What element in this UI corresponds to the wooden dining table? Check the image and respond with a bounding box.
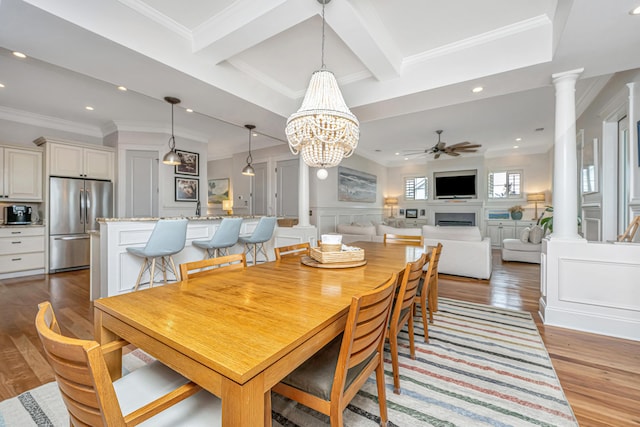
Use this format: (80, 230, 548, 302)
(93, 241, 426, 427)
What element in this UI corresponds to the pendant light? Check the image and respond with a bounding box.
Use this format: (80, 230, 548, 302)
(242, 124, 256, 176)
(162, 96, 182, 165)
(285, 0, 359, 178)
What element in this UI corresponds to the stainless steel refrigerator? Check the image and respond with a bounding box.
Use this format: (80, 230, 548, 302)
(49, 177, 113, 272)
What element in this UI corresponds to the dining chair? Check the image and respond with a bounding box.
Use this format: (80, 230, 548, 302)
(383, 233, 424, 246)
(238, 216, 277, 265)
(35, 301, 222, 427)
(271, 273, 397, 427)
(192, 217, 243, 259)
(126, 219, 188, 291)
(274, 242, 311, 260)
(179, 253, 246, 280)
(387, 252, 428, 394)
(415, 243, 443, 342)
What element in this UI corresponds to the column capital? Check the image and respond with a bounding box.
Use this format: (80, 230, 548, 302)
(552, 68, 584, 84)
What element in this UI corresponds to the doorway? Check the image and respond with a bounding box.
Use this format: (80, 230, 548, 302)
(251, 162, 268, 215)
(125, 150, 158, 217)
(276, 159, 299, 217)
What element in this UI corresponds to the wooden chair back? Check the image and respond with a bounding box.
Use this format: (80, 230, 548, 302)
(272, 273, 397, 426)
(35, 301, 206, 427)
(35, 301, 127, 426)
(618, 216, 640, 242)
(274, 242, 310, 260)
(415, 243, 443, 340)
(179, 253, 246, 280)
(388, 252, 428, 393)
(384, 233, 424, 246)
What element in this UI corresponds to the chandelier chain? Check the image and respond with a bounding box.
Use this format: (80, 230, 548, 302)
(321, 0, 326, 69)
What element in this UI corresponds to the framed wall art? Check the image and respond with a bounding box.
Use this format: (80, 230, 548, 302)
(207, 178, 230, 204)
(175, 177, 199, 202)
(337, 166, 376, 203)
(175, 150, 199, 176)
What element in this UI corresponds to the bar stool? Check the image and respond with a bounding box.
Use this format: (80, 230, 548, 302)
(192, 217, 243, 259)
(126, 219, 188, 291)
(238, 217, 277, 265)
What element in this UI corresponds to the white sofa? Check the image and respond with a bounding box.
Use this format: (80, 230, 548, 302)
(334, 223, 492, 279)
(422, 225, 492, 280)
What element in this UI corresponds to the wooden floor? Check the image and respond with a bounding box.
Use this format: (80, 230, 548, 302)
(1, 251, 639, 426)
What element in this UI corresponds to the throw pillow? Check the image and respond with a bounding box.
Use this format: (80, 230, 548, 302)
(528, 225, 544, 244)
(520, 227, 531, 243)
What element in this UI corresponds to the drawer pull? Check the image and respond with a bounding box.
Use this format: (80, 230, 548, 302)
(11, 241, 22, 244)
(11, 258, 22, 261)
(10, 231, 23, 234)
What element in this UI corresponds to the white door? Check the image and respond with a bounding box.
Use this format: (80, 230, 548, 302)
(276, 159, 299, 217)
(251, 162, 268, 216)
(618, 116, 629, 235)
(125, 150, 158, 217)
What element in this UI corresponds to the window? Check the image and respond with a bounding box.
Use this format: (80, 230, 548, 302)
(488, 170, 522, 198)
(405, 176, 428, 200)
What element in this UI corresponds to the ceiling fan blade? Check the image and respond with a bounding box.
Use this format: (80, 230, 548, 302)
(446, 151, 461, 156)
(447, 141, 472, 149)
(434, 153, 441, 159)
(453, 148, 479, 152)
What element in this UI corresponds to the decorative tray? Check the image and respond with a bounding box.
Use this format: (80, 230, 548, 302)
(301, 255, 367, 269)
(309, 246, 365, 264)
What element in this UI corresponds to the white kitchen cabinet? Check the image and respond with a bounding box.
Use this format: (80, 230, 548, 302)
(0, 146, 43, 201)
(485, 220, 537, 248)
(47, 142, 114, 180)
(0, 226, 45, 277)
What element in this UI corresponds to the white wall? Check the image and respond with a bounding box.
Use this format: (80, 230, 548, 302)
(115, 130, 208, 218)
(0, 118, 104, 148)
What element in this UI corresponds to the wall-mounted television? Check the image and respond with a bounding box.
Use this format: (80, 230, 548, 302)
(434, 169, 477, 199)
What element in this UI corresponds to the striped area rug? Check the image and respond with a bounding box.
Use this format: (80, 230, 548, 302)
(0, 298, 577, 427)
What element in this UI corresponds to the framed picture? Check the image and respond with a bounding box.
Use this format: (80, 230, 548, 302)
(207, 178, 230, 204)
(175, 177, 199, 202)
(175, 150, 199, 176)
(337, 166, 376, 203)
(405, 209, 418, 219)
(399, 209, 405, 215)
(420, 209, 426, 217)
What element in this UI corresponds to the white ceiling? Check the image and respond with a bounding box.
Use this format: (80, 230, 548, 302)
(0, 0, 639, 166)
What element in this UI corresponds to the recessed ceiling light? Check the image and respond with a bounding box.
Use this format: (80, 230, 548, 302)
(0, 83, 5, 88)
(472, 86, 483, 93)
(117, 86, 127, 91)
(513, 145, 519, 149)
(404, 157, 409, 161)
(12, 51, 26, 59)
(395, 152, 400, 155)
(85, 106, 94, 111)
(629, 6, 640, 14)
(186, 108, 193, 113)
(252, 132, 258, 137)
(515, 137, 522, 141)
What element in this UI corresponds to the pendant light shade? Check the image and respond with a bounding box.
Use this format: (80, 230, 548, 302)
(162, 96, 182, 166)
(285, 0, 359, 170)
(242, 124, 256, 176)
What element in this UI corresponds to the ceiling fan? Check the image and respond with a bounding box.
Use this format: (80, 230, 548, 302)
(404, 130, 482, 159)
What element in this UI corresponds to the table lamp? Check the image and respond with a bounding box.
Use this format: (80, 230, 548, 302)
(384, 197, 398, 218)
(527, 193, 545, 220)
(222, 199, 233, 215)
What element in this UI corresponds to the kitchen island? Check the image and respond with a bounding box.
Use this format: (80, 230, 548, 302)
(90, 216, 274, 299)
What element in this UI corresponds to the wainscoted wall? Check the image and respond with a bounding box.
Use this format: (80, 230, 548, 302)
(540, 239, 640, 341)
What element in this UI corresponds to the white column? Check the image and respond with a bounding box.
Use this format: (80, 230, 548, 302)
(550, 68, 584, 240)
(296, 155, 311, 227)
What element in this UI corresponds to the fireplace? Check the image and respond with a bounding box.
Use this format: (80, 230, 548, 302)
(434, 212, 476, 226)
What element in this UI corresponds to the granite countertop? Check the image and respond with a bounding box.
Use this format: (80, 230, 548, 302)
(97, 216, 263, 222)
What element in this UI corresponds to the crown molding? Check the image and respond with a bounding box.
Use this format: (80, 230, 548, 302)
(110, 120, 209, 143)
(0, 106, 103, 138)
(118, 0, 192, 39)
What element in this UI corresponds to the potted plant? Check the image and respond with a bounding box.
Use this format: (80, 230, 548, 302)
(537, 206, 582, 233)
(508, 205, 524, 220)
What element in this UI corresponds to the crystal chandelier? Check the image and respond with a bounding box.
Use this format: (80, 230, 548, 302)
(285, 0, 359, 178)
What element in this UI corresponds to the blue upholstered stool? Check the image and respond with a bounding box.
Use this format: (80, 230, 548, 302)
(238, 217, 277, 265)
(192, 217, 243, 259)
(126, 219, 188, 291)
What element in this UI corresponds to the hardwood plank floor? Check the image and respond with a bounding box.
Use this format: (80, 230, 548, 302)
(1, 251, 639, 426)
